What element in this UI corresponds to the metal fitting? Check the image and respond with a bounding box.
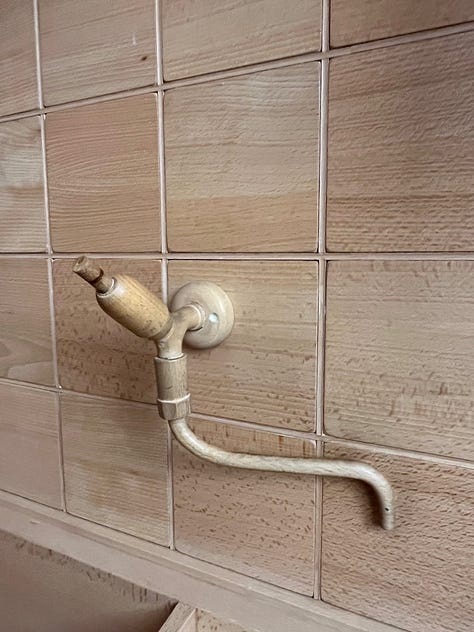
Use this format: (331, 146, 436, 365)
(155, 355, 191, 421)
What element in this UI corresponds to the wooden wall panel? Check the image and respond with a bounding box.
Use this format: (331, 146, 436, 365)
(0, 382, 61, 507)
(173, 419, 316, 595)
(0, 117, 46, 252)
(321, 443, 474, 632)
(61, 392, 169, 544)
(39, 0, 156, 105)
(54, 258, 161, 403)
(165, 64, 319, 252)
(47, 95, 160, 252)
(0, 0, 38, 116)
(325, 261, 474, 459)
(162, 0, 321, 80)
(331, 0, 474, 47)
(326, 32, 474, 252)
(168, 261, 317, 431)
(0, 258, 54, 385)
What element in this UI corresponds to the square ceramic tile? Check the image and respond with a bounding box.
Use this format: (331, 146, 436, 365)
(0, 258, 54, 385)
(0, 0, 38, 116)
(327, 32, 474, 252)
(325, 261, 474, 460)
(39, 0, 156, 104)
(54, 257, 161, 402)
(166, 64, 319, 252)
(169, 260, 317, 431)
(0, 118, 46, 252)
(162, 0, 321, 80)
(61, 392, 169, 544)
(0, 381, 61, 507)
(47, 95, 160, 252)
(174, 419, 316, 594)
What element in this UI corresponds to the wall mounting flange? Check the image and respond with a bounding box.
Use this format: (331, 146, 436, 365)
(170, 281, 234, 349)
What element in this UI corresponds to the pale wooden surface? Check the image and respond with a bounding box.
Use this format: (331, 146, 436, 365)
(197, 610, 250, 632)
(162, 604, 196, 632)
(0, 0, 37, 116)
(325, 261, 474, 460)
(173, 418, 316, 595)
(168, 261, 317, 430)
(331, 0, 474, 46)
(39, 0, 156, 105)
(61, 392, 169, 544)
(54, 258, 161, 402)
(0, 489, 405, 632)
(0, 118, 46, 252)
(326, 32, 474, 252)
(165, 64, 319, 252)
(0, 258, 54, 385)
(162, 0, 321, 81)
(321, 443, 474, 632)
(47, 95, 160, 252)
(0, 530, 174, 632)
(0, 382, 61, 507)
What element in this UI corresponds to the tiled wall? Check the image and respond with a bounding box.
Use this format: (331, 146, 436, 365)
(0, 2, 473, 631)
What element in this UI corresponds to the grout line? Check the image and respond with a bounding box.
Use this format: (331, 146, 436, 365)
(158, 91, 168, 254)
(1, 21, 472, 124)
(313, 440, 324, 600)
(317, 60, 328, 255)
(161, 258, 169, 303)
(1, 375, 473, 470)
(315, 260, 326, 437)
(32, 0, 43, 110)
(155, 0, 163, 86)
(167, 424, 176, 550)
(56, 391, 67, 512)
(321, 0, 330, 53)
(6, 251, 474, 261)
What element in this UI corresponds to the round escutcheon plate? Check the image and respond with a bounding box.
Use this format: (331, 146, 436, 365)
(170, 281, 234, 349)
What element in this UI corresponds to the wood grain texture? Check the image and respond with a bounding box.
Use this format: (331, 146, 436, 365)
(331, 0, 474, 47)
(0, 382, 61, 507)
(39, 0, 156, 105)
(173, 418, 316, 595)
(326, 32, 474, 252)
(0, 258, 54, 384)
(197, 610, 250, 632)
(0, 117, 46, 252)
(47, 95, 160, 252)
(0, 530, 174, 632)
(162, 0, 321, 81)
(54, 258, 160, 402)
(61, 392, 170, 544)
(166, 64, 319, 252)
(0, 0, 38, 116)
(325, 261, 474, 460)
(321, 443, 474, 632)
(169, 261, 317, 430)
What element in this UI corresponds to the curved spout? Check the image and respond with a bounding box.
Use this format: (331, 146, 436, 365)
(170, 417, 395, 530)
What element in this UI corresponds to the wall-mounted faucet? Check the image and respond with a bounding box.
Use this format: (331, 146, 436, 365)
(73, 256, 395, 530)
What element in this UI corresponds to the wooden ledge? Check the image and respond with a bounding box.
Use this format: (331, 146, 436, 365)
(0, 490, 402, 632)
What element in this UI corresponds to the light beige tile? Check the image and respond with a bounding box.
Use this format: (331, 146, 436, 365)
(326, 32, 474, 252)
(331, 0, 474, 47)
(325, 261, 474, 460)
(0, 0, 38, 116)
(321, 443, 474, 632)
(173, 419, 316, 595)
(0, 118, 46, 252)
(162, 0, 321, 80)
(166, 65, 319, 252)
(54, 258, 161, 403)
(0, 258, 54, 385)
(47, 95, 160, 253)
(61, 392, 169, 544)
(39, 0, 156, 105)
(168, 261, 317, 431)
(0, 382, 61, 507)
